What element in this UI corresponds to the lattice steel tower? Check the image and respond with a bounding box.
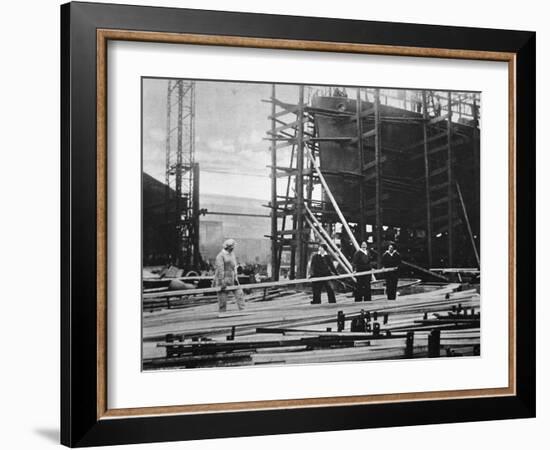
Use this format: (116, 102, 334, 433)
(164, 80, 200, 269)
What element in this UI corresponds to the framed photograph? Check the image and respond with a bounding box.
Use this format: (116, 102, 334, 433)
(61, 1, 535, 447)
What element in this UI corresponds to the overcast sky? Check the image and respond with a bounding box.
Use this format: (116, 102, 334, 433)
(142, 79, 302, 200)
(142, 80, 480, 201)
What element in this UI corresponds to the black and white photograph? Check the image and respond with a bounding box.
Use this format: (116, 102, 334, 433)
(0, 0, 542, 447)
(141, 78, 481, 370)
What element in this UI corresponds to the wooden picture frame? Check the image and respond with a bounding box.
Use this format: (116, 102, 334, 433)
(61, 1, 535, 446)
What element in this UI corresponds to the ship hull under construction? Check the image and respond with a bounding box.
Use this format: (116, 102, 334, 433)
(308, 94, 480, 270)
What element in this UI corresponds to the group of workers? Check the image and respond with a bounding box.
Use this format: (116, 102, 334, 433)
(212, 238, 402, 313)
(307, 241, 401, 305)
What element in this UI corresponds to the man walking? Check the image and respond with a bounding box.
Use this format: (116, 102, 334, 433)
(308, 244, 338, 304)
(352, 241, 372, 302)
(213, 239, 245, 313)
(382, 242, 401, 300)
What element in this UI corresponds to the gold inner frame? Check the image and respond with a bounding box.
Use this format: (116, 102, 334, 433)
(96, 29, 517, 420)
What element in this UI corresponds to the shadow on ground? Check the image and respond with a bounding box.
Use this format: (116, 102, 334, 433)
(34, 428, 59, 444)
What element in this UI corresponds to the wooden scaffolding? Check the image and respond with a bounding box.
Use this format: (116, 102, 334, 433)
(266, 86, 480, 281)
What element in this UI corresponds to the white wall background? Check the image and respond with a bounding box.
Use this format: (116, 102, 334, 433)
(0, 0, 545, 449)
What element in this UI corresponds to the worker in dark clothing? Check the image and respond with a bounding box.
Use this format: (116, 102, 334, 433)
(308, 244, 337, 304)
(352, 241, 372, 302)
(434, 98, 442, 117)
(382, 242, 401, 300)
(333, 87, 348, 98)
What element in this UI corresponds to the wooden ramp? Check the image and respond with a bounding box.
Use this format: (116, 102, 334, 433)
(143, 283, 480, 370)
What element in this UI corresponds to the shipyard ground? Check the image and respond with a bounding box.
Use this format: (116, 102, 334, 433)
(143, 282, 480, 370)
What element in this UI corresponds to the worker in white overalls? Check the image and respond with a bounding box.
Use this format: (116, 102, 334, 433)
(213, 239, 245, 313)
